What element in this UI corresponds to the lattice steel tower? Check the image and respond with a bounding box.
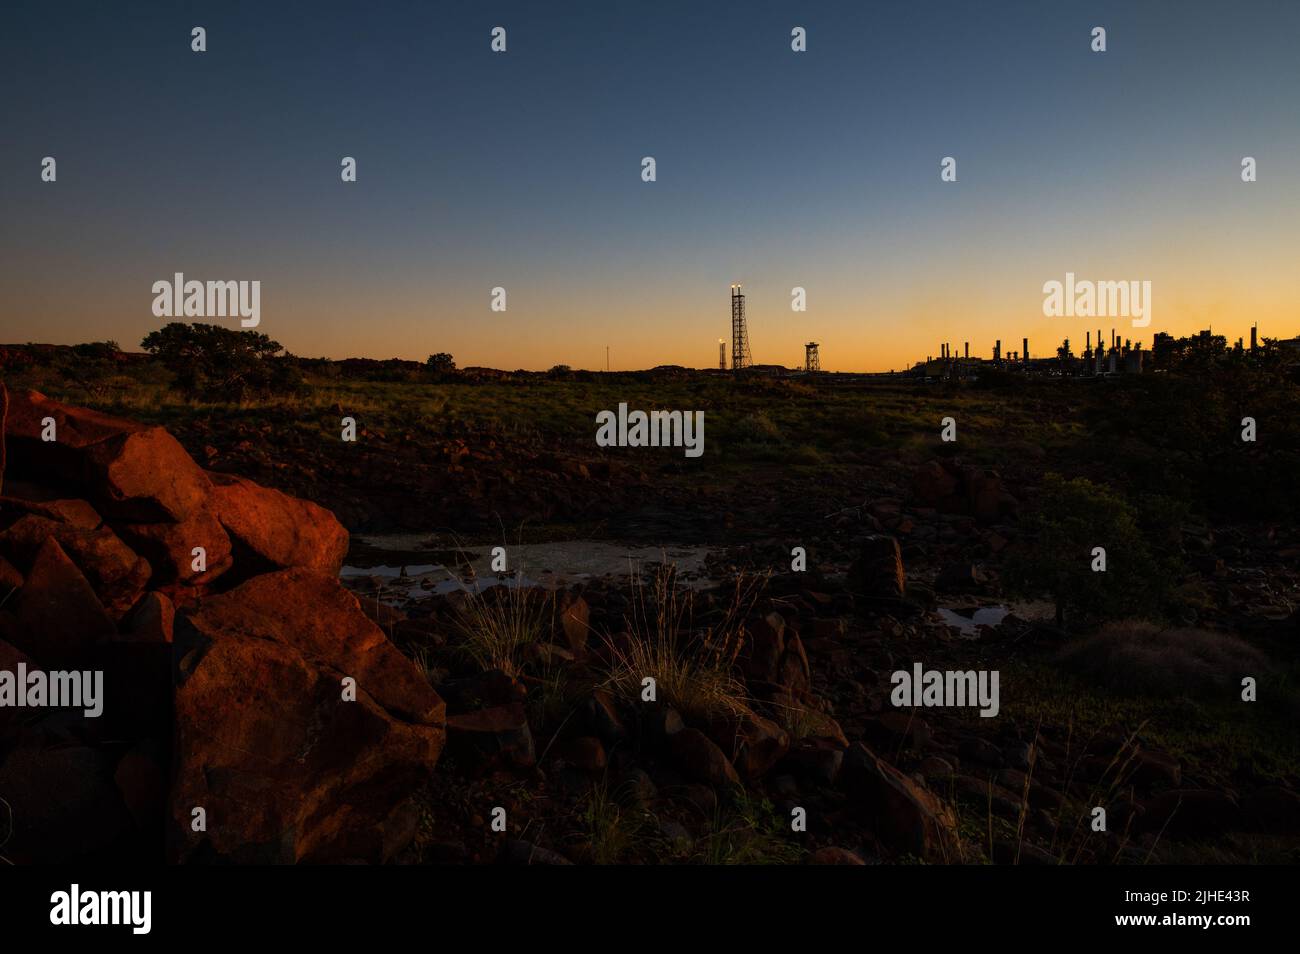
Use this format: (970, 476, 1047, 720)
(730, 283, 751, 371)
(805, 342, 820, 372)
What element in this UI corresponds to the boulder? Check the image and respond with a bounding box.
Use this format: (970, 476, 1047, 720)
(843, 742, 960, 862)
(14, 537, 116, 666)
(180, 568, 442, 724)
(554, 591, 590, 652)
(170, 568, 446, 863)
(116, 509, 233, 588)
(0, 489, 101, 529)
(848, 535, 906, 598)
(777, 632, 812, 695)
(554, 735, 607, 773)
(0, 514, 150, 618)
(911, 461, 958, 506)
(5, 390, 212, 522)
(670, 727, 741, 789)
(207, 471, 349, 575)
(584, 687, 627, 744)
(741, 612, 785, 683)
(935, 563, 987, 593)
(1129, 748, 1182, 789)
(731, 712, 791, 780)
(446, 702, 536, 772)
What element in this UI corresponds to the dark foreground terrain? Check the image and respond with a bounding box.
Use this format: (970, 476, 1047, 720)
(1, 342, 1297, 864)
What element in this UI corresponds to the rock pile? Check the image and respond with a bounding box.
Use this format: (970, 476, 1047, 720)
(0, 385, 444, 863)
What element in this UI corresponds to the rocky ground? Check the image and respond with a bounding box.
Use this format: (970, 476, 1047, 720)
(1, 380, 1296, 865)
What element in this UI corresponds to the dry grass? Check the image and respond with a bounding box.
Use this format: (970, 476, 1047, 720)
(602, 564, 762, 725)
(1057, 620, 1271, 698)
(452, 580, 548, 679)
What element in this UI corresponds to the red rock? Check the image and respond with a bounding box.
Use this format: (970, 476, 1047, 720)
(848, 535, 906, 598)
(911, 461, 958, 506)
(777, 632, 812, 695)
(670, 727, 741, 789)
(0, 514, 151, 618)
(0, 490, 101, 529)
(5, 391, 212, 522)
(14, 537, 116, 666)
(115, 508, 233, 587)
(555, 735, 607, 773)
(182, 568, 442, 724)
(554, 592, 589, 651)
(171, 568, 446, 863)
(731, 712, 791, 780)
(844, 742, 960, 862)
(966, 469, 1004, 523)
(741, 612, 785, 683)
(445, 702, 536, 771)
(208, 471, 349, 574)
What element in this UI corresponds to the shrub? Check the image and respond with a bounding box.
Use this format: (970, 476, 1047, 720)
(141, 322, 303, 401)
(1057, 620, 1271, 697)
(1003, 474, 1170, 628)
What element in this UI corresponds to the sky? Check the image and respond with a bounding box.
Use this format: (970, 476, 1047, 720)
(2, 0, 1297, 372)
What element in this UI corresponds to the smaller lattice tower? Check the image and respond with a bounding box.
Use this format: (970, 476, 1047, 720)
(805, 341, 820, 372)
(718, 339, 726, 370)
(730, 283, 752, 371)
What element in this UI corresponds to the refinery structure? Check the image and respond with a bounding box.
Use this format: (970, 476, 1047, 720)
(714, 284, 1294, 379)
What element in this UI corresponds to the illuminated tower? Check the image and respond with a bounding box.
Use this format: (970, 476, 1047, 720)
(718, 338, 726, 370)
(730, 283, 752, 371)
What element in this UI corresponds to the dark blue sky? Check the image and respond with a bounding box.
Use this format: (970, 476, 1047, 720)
(3, 0, 1296, 370)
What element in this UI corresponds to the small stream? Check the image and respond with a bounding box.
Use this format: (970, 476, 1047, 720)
(341, 536, 716, 600)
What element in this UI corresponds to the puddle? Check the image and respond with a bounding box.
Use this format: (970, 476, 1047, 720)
(936, 601, 1055, 638)
(937, 606, 1012, 638)
(342, 537, 717, 602)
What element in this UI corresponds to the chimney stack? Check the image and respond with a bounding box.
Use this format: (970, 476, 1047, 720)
(1251, 324, 1258, 351)
(1023, 337, 1029, 363)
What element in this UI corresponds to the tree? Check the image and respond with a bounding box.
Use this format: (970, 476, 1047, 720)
(426, 353, 456, 373)
(141, 322, 302, 401)
(1003, 474, 1166, 628)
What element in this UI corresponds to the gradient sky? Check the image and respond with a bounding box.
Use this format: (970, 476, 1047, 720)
(2, 0, 1297, 372)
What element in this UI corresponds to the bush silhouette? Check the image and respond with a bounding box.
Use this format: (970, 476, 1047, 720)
(141, 322, 303, 401)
